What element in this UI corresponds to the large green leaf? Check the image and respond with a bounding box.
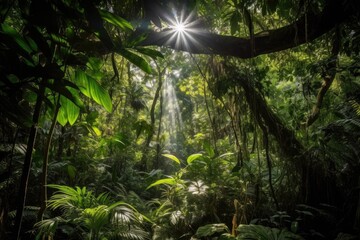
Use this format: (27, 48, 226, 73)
(146, 178, 177, 190)
(99, 10, 133, 31)
(195, 224, 229, 237)
(76, 70, 90, 97)
(88, 75, 112, 112)
(75, 70, 112, 112)
(186, 153, 203, 165)
(57, 106, 68, 126)
(119, 49, 152, 74)
(162, 154, 181, 165)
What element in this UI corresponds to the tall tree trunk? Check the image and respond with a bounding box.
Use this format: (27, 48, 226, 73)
(140, 65, 165, 170)
(154, 84, 164, 169)
(37, 95, 60, 221)
(14, 83, 45, 240)
(145, 65, 165, 147)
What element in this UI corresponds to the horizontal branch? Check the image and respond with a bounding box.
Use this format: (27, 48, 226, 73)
(138, 0, 353, 58)
(71, 0, 357, 59)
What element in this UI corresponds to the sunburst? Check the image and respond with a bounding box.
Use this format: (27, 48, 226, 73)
(162, 8, 203, 51)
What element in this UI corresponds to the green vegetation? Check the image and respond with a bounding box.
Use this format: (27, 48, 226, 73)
(0, 0, 359, 239)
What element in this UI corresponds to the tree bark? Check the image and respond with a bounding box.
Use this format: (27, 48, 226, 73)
(14, 83, 45, 240)
(37, 95, 60, 221)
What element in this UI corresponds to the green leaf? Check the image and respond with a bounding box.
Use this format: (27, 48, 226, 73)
(219, 233, 236, 240)
(186, 153, 203, 165)
(119, 49, 152, 74)
(146, 178, 176, 189)
(65, 85, 84, 109)
(75, 70, 90, 97)
(60, 96, 80, 125)
(67, 165, 76, 180)
(50, 33, 70, 47)
(45, 81, 84, 109)
(99, 10, 133, 31)
(162, 154, 181, 164)
(126, 33, 148, 47)
(57, 106, 68, 126)
(86, 57, 102, 72)
(1, 23, 35, 54)
(75, 70, 112, 112)
(195, 224, 229, 237)
(88, 75, 112, 112)
(92, 126, 101, 136)
(203, 140, 215, 158)
(135, 47, 164, 59)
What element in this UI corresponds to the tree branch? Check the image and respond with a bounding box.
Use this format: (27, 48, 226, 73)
(138, 0, 353, 58)
(305, 29, 340, 127)
(71, 0, 356, 59)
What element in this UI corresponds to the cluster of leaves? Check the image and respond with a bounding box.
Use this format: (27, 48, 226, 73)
(36, 184, 149, 240)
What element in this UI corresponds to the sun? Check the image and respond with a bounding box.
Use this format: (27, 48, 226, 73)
(162, 8, 203, 50)
(173, 22, 186, 33)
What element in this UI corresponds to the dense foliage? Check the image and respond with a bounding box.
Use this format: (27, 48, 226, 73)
(0, 0, 359, 239)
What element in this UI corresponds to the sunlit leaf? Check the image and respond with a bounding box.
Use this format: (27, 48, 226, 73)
(76, 70, 90, 97)
(119, 49, 152, 74)
(162, 154, 181, 164)
(50, 33, 69, 47)
(99, 10, 133, 31)
(75, 70, 112, 112)
(92, 126, 101, 136)
(57, 106, 68, 126)
(88, 75, 112, 112)
(146, 177, 176, 189)
(65, 85, 84, 109)
(186, 153, 203, 165)
(60, 96, 80, 125)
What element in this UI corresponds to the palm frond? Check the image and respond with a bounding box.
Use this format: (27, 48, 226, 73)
(35, 216, 66, 237)
(47, 184, 96, 211)
(109, 226, 149, 240)
(236, 224, 304, 240)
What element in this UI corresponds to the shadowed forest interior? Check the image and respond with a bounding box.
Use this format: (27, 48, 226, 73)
(0, 0, 360, 239)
